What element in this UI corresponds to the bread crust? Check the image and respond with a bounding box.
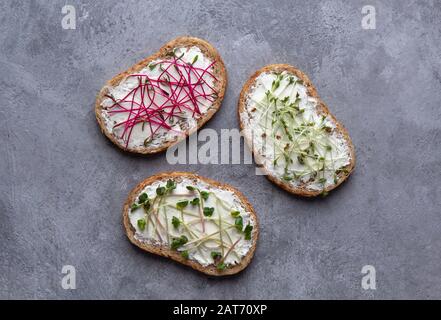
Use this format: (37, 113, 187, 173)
(123, 172, 259, 276)
(238, 64, 356, 197)
(95, 36, 227, 154)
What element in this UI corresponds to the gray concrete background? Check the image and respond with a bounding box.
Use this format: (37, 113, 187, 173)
(0, 0, 440, 299)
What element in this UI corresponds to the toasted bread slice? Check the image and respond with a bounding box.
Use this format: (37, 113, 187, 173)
(96, 36, 227, 154)
(123, 172, 259, 276)
(238, 64, 355, 197)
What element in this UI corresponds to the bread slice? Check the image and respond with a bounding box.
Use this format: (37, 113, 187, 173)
(95, 36, 227, 154)
(238, 64, 355, 197)
(123, 172, 259, 276)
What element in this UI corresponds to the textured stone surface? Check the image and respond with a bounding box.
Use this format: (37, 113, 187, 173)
(0, 0, 440, 299)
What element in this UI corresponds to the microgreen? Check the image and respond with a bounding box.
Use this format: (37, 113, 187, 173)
(166, 179, 176, 190)
(171, 235, 188, 250)
(148, 63, 157, 71)
(143, 201, 151, 212)
(211, 251, 222, 260)
(181, 250, 189, 259)
(138, 193, 148, 204)
(190, 197, 200, 206)
(137, 219, 146, 231)
(244, 224, 253, 240)
(200, 191, 209, 200)
(156, 186, 166, 196)
(172, 216, 181, 229)
(216, 262, 226, 271)
(234, 216, 243, 232)
(203, 207, 214, 217)
(176, 200, 189, 210)
(230, 211, 240, 217)
(131, 203, 141, 211)
(191, 55, 199, 65)
(186, 185, 195, 191)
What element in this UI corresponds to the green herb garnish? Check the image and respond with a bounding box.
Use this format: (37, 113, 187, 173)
(211, 251, 222, 260)
(181, 250, 189, 259)
(190, 197, 200, 205)
(203, 207, 214, 217)
(186, 185, 195, 191)
(191, 55, 199, 65)
(131, 203, 141, 211)
(172, 216, 181, 229)
(171, 235, 188, 250)
(234, 216, 243, 232)
(230, 211, 240, 217)
(176, 200, 189, 210)
(137, 219, 146, 231)
(156, 186, 166, 196)
(200, 191, 209, 200)
(138, 193, 148, 204)
(244, 224, 253, 240)
(166, 179, 176, 190)
(216, 262, 226, 271)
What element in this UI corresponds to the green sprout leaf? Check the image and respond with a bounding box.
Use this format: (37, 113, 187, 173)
(131, 203, 141, 211)
(319, 178, 327, 184)
(235, 216, 243, 232)
(137, 219, 146, 231)
(180, 250, 189, 259)
(171, 235, 188, 250)
(230, 211, 240, 217)
(244, 224, 253, 240)
(148, 63, 157, 71)
(166, 179, 176, 190)
(203, 207, 214, 217)
(186, 185, 195, 191)
(156, 186, 166, 196)
(191, 55, 199, 65)
(211, 251, 222, 260)
(176, 200, 189, 210)
(138, 193, 148, 204)
(216, 262, 226, 271)
(172, 216, 181, 229)
(143, 201, 151, 212)
(190, 197, 200, 206)
(200, 191, 209, 200)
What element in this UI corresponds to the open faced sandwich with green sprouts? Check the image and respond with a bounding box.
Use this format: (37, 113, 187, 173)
(123, 172, 258, 275)
(239, 64, 355, 197)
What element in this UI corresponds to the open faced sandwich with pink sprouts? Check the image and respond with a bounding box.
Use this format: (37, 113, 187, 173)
(95, 37, 226, 154)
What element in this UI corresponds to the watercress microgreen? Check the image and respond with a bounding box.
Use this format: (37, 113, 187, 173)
(203, 207, 214, 217)
(234, 216, 243, 232)
(172, 216, 181, 229)
(171, 235, 188, 250)
(137, 219, 146, 231)
(176, 200, 189, 210)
